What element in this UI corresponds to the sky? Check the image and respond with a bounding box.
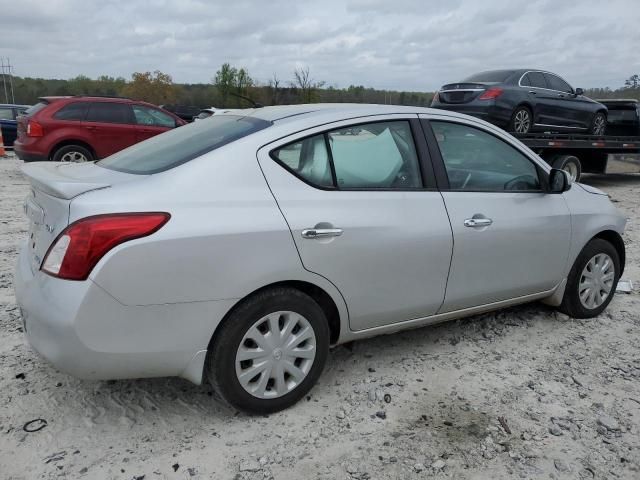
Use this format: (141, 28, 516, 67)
(1, 0, 639, 92)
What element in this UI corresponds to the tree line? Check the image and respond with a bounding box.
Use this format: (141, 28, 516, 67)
(7, 65, 640, 108)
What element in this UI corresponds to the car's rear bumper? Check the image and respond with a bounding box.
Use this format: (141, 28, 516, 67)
(431, 102, 512, 128)
(14, 242, 235, 384)
(13, 141, 48, 162)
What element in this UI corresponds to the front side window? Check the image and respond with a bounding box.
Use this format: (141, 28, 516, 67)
(53, 102, 89, 121)
(545, 74, 573, 93)
(86, 102, 133, 124)
(132, 105, 176, 128)
(272, 121, 422, 189)
(431, 121, 541, 192)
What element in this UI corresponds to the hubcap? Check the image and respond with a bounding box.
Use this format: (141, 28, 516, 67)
(235, 311, 317, 399)
(579, 253, 615, 310)
(60, 151, 88, 163)
(514, 110, 530, 133)
(593, 115, 606, 136)
(563, 162, 578, 182)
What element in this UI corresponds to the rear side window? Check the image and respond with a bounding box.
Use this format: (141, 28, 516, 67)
(98, 115, 271, 174)
(545, 74, 573, 93)
(86, 102, 133, 124)
(527, 72, 548, 89)
(272, 121, 422, 190)
(0, 107, 13, 120)
(53, 102, 89, 121)
(520, 74, 532, 87)
(132, 105, 176, 128)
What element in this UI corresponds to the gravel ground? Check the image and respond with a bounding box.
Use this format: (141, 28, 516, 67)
(1, 155, 639, 480)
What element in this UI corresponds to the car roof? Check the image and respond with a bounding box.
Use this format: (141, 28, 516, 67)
(242, 103, 435, 122)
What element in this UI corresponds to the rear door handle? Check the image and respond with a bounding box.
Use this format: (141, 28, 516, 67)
(464, 218, 493, 228)
(528, 90, 537, 95)
(301, 228, 343, 239)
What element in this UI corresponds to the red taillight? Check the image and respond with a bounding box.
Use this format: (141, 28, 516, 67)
(41, 213, 170, 280)
(478, 88, 504, 100)
(27, 120, 44, 137)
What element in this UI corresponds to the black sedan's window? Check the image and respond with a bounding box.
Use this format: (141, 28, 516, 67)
(545, 74, 573, 93)
(462, 70, 514, 83)
(527, 72, 548, 89)
(98, 115, 271, 174)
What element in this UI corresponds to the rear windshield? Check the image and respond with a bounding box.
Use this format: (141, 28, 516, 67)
(98, 115, 271, 174)
(462, 70, 514, 83)
(24, 101, 49, 116)
(607, 110, 637, 122)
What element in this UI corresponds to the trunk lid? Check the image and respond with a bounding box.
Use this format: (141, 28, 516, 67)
(437, 82, 493, 104)
(21, 161, 142, 274)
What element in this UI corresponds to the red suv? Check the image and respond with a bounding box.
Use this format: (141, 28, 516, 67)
(14, 96, 186, 163)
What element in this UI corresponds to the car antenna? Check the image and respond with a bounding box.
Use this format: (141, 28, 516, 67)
(229, 92, 263, 108)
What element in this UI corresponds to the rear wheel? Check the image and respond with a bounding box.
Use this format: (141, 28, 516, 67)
(589, 112, 607, 136)
(509, 106, 532, 134)
(559, 239, 620, 318)
(206, 287, 329, 414)
(52, 144, 94, 163)
(552, 155, 582, 182)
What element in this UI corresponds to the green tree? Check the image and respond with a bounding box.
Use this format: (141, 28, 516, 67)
(122, 70, 177, 105)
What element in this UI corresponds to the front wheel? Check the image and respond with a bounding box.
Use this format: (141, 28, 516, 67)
(559, 239, 620, 318)
(509, 106, 532, 134)
(206, 288, 329, 414)
(589, 112, 607, 136)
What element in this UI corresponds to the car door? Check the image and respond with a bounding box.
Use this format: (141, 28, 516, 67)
(421, 115, 571, 312)
(543, 73, 589, 129)
(83, 102, 138, 158)
(132, 105, 178, 142)
(521, 71, 556, 126)
(257, 116, 454, 331)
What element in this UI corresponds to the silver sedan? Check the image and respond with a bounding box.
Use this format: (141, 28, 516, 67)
(14, 104, 626, 413)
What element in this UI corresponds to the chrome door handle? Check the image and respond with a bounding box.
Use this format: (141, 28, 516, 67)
(464, 218, 493, 228)
(301, 228, 343, 239)
(528, 90, 537, 94)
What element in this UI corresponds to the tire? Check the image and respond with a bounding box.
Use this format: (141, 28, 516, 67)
(206, 287, 330, 414)
(552, 155, 582, 182)
(509, 106, 532, 134)
(559, 239, 620, 318)
(589, 111, 607, 136)
(51, 144, 94, 163)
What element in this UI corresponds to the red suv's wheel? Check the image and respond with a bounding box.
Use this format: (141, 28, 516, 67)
(52, 145, 94, 163)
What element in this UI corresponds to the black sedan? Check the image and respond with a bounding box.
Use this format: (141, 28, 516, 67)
(431, 69, 607, 135)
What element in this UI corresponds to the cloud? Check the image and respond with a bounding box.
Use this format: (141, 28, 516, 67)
(0, 0, 637, 91)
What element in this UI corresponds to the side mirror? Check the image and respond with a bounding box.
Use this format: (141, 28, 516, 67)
(549, 168, 572, 193)
(574, 87, 584, 96)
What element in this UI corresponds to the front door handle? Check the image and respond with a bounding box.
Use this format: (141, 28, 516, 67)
(301, 228, 343, 239)
(464, 217, 493, 228)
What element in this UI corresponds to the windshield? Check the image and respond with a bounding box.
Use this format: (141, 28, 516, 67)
(462, 70, 515, 83)
(98, 115, 271, 174)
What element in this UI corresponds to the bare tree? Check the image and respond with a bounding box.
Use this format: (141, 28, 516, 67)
(269, 73, 281, 105)
(292, 67, 325, 103)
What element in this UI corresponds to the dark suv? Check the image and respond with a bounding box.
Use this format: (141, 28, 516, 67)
(14, 96, 186, 162)
(431, 69, 608, 135)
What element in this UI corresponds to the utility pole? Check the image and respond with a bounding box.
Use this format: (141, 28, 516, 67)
(0, 57, 15, 104)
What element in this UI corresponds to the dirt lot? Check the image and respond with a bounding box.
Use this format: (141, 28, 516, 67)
(1, 155, 639, 480)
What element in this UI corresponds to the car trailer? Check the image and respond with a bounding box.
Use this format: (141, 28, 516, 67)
(515, 133, 640, 181)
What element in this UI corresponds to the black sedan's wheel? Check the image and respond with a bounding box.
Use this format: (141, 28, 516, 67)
(559, 239, 620, 319)
(52, 144, 94, 163)
(206, 287, 329, 414)
(509, 107, 532, 134)
(589, 112, 607, 136)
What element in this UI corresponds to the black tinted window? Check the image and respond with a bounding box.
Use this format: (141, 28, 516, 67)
(86, 102, 133, 124)
(545, 74, 573, 93)
(53, 102, 88, 121)
(98, 115, 271, 174)
(527, 72, 547, 89)
(520, 74, 532, 87)
(462, 70, 514, 83)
